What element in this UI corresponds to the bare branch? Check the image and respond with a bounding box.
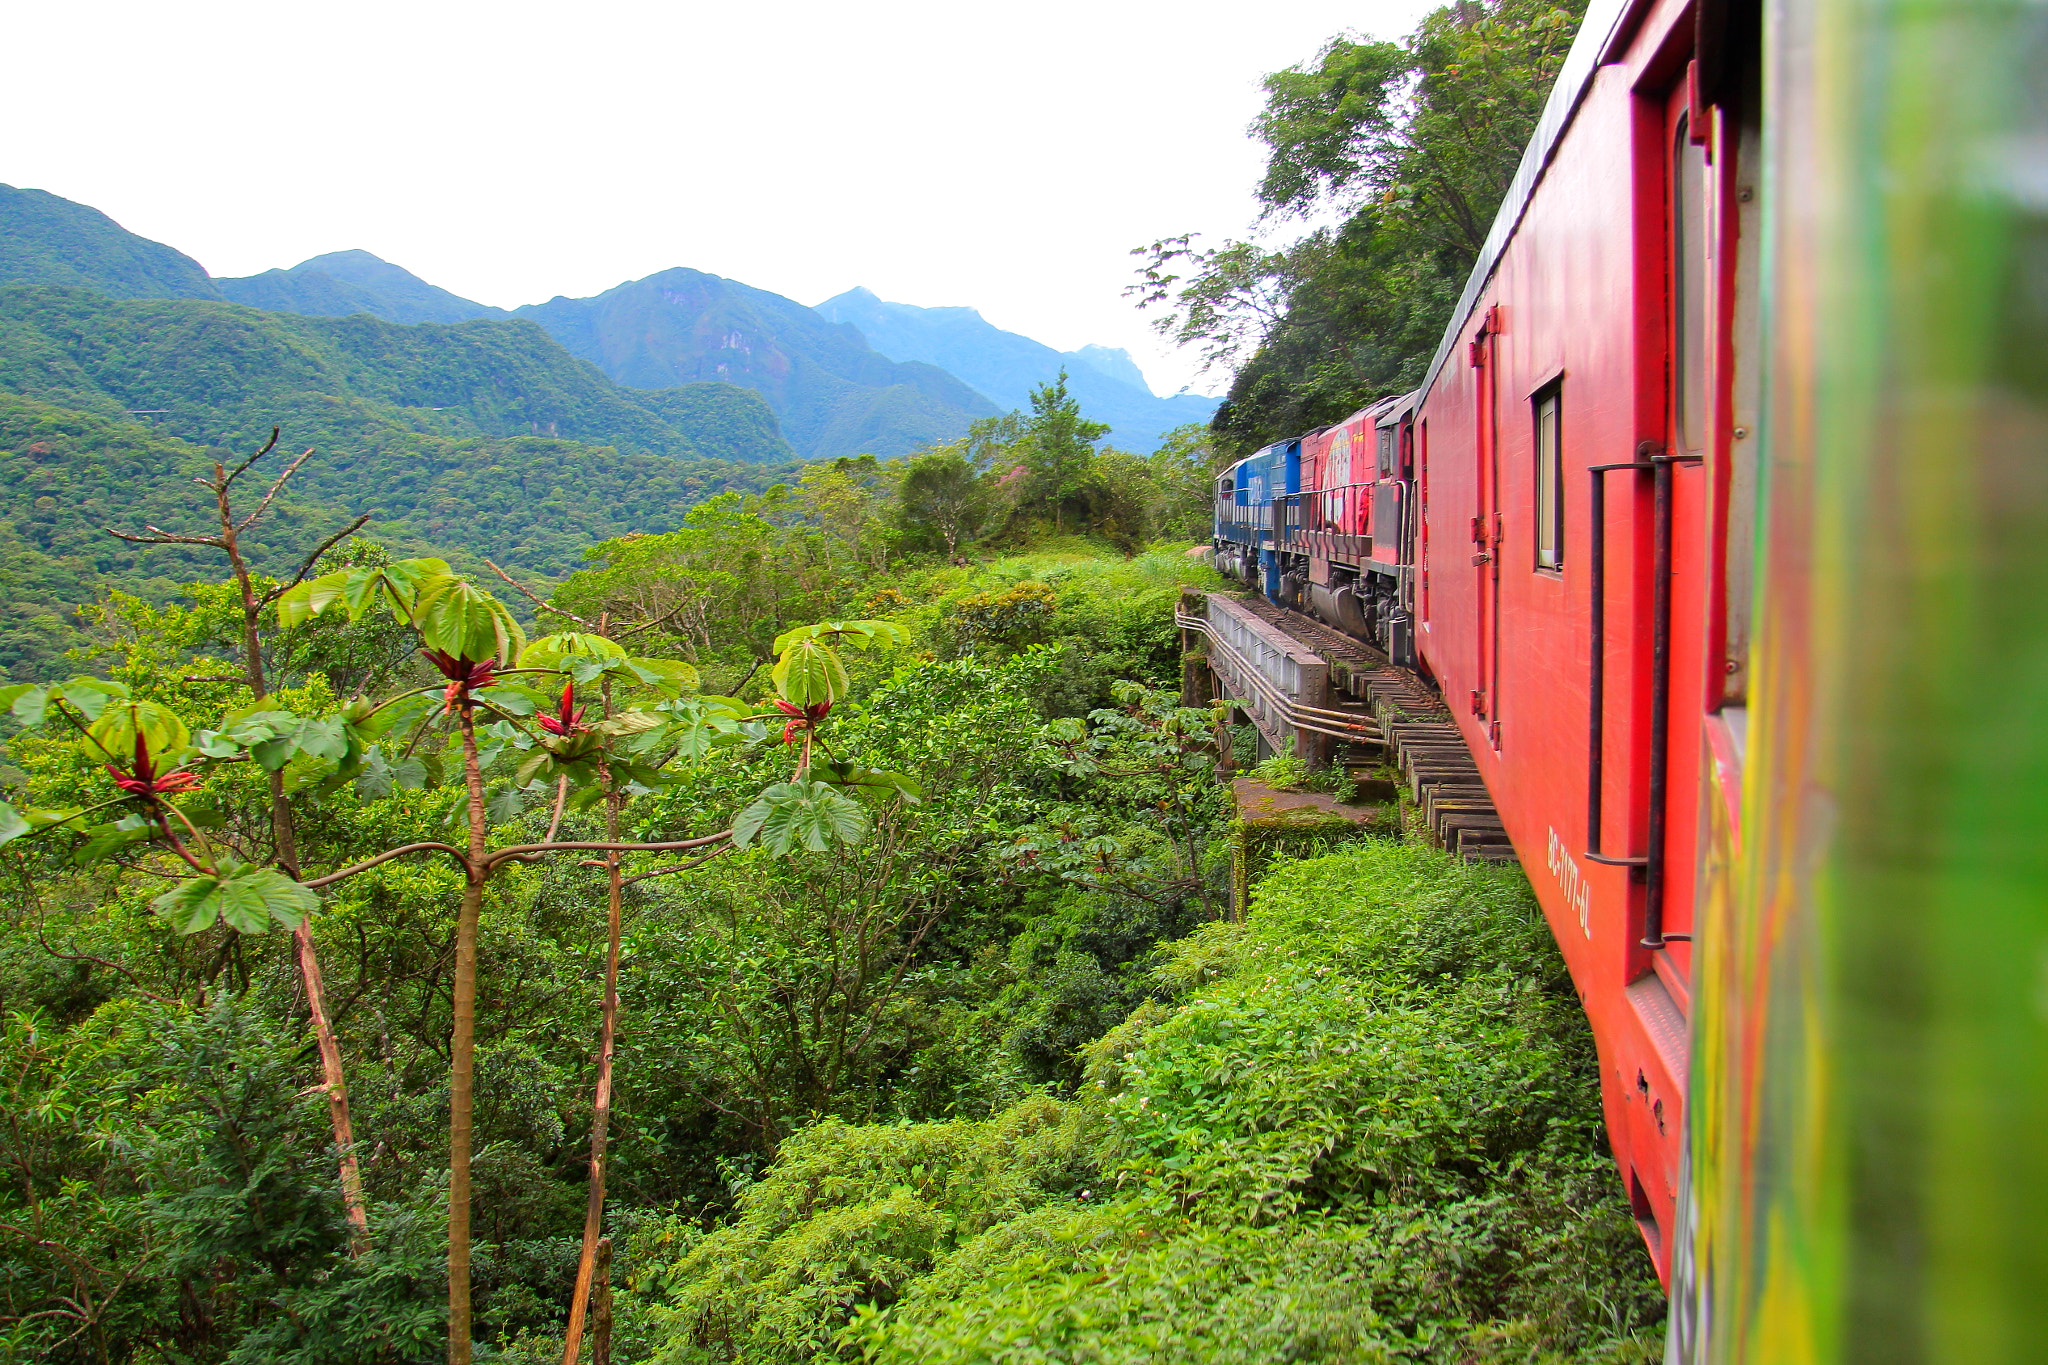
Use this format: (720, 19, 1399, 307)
(483, 559, 591, 627)
(618, 845, 730, 886)
(300, 842, 468, 890)
(614, 597, 694, 641)
(235, 447, 318, 534)
(263, 514, 372, 602)
(222, 427, 281, 489)
(493, 777, 574, 865)
(103, 526, 223, 548)
(483, 830, 731, 870)
(725, 657, 764, 694)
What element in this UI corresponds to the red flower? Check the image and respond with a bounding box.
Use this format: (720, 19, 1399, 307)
(538, 681, 586, 737)
(422, 650, 498, 712)
(772, 699, 831, 745)
(106, 733, 201, 800)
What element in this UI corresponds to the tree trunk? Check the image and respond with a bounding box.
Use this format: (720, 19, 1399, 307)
(449, 707, 490, 1365)
(592, 1237, 614, 1365)
(294, 921, 368, 1242)
(561, 767, 625, 1363)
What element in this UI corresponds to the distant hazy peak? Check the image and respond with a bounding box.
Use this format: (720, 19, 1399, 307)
(814, 287, 1215, 451)
(820, 286, 989, 327)
(1062, 344, 1152, 398)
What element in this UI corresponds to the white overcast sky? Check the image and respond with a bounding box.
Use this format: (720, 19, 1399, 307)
(4, 0, 1440, 398)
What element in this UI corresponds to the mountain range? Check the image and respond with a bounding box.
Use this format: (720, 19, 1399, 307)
(1, 185, 1213, 460)
(0, 182, 1217, 678)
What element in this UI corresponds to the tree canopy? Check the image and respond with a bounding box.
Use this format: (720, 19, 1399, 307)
(1134, 0, 1587, 452)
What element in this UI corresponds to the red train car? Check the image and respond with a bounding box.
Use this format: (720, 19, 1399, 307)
(1403, 0, 1763, 1281)
(1404, 0, 1757, 1281)
(1211, 0, 1757, 1284)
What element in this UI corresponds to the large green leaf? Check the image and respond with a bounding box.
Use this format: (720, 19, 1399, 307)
(414, 578, 526, 663)
(770, 619, 910, 654)
(731, 780, 871, 855)
(812, 760, 926, 805)
(472, 686, 537, 717)
(623, 657, 700, 695)
(343, 691, 436, 743)
(86, 700, 192, 767)
(0, 801, 28, 847)
(771, 636, 850, 708)
(151, 862, 319, 935)
(518, 632, 627, 672)
(57, 678, 130, 722)
(278, 558, 454, 629)
(72, 820, 153, 866)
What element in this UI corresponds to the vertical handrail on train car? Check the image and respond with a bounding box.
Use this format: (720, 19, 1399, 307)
(1585, 454, 1655, 876)
(1586, 443, 1701, 950)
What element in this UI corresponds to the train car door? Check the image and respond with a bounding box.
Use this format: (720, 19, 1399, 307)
(1652, 71, 1718, 970)
(1470, 306, 1503, 746)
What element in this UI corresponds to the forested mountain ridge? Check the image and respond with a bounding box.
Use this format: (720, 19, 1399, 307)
(816, 286, 1217, 451)
(516, 268, 1001, 459)
(217, 249, 507, 325)
(0, 183, 222, 301)
(0, 284, 786, 464)
(0, 389, 800, 678)
(0, 188, 1006, 460)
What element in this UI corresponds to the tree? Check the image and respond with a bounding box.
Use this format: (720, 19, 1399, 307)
(1131, 0, 1587, 452)
(797, 455, 894, 572)
(897, 445, 992, 560)
(1146, 423, 1227, 541)
(103, 428, 374, 1242)
(1018, 371, 1109, 533)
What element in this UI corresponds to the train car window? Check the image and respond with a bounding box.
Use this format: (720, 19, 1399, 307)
(1673, 113, 1711, 454)
(1534, 384, 1564, 570)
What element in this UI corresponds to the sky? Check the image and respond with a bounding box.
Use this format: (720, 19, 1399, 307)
(4, 0, 1441, 399)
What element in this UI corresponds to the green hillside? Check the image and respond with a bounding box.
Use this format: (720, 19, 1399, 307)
(0, 391, 799, 680)
(0, 184, 223, 301)
(0, 285, 790, 464)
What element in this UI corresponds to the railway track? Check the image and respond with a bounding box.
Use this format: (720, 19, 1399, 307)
(1225, 593, 1516, 864)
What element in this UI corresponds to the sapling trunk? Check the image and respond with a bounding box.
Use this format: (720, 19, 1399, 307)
(561, 738, 625, 1362)
(448, 705, 490, 1365)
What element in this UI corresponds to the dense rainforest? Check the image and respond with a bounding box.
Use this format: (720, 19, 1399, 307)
(0, 381, 1661, 1362)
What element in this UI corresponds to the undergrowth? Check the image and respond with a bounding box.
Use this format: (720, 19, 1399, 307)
(615, 842, 1666, 1363)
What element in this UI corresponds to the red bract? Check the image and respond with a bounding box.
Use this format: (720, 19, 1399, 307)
(422, 650, 498, 712)
(774, 698, 831, 745)
(106, 733, 200, 799)
(538, 682, 586, 737)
